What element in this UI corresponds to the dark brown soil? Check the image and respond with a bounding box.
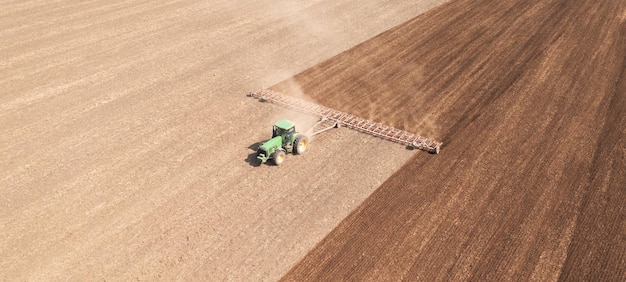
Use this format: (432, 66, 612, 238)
(275, 0, 626, 280)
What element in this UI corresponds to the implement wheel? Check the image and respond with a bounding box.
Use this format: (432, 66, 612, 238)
(273, 149, 286, 166)
(294, 135, 309, 154)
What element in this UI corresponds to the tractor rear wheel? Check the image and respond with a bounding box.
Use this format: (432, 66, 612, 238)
(294, 135, 309, 154)
(273, 149, 286, 165)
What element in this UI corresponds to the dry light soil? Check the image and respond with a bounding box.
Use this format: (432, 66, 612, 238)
(1, 0, 445, 280)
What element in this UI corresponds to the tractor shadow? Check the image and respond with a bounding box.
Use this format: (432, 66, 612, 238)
(245, 142, 264, 167)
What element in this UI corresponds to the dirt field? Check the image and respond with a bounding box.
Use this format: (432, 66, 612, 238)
(0, 1, 449, 280)
(277, 0, 626, 280)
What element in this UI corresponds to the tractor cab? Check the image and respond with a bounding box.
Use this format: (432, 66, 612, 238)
(272, 119, 296, 138)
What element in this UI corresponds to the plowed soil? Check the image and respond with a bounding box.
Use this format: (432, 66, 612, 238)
(276, 0, 626, 280)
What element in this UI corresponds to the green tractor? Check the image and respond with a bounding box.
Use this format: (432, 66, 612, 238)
(256, 119, 309, 165)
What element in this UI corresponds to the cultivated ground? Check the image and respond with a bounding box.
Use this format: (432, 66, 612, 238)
(4, 0, 625, 281)
(0, 0, 448, 280)
(278, 0, 626, 280)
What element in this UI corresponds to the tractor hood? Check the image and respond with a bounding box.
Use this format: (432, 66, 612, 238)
(259, 136, 282, 152)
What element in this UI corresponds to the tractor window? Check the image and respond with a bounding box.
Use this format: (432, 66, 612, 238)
(273, 126, 283, 137)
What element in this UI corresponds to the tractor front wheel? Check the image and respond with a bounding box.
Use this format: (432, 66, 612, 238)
(273, 149, 286, 165)
(294, 135, 309, 154)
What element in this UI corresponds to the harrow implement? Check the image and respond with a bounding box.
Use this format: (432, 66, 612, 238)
(248, 89, 442, 154)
